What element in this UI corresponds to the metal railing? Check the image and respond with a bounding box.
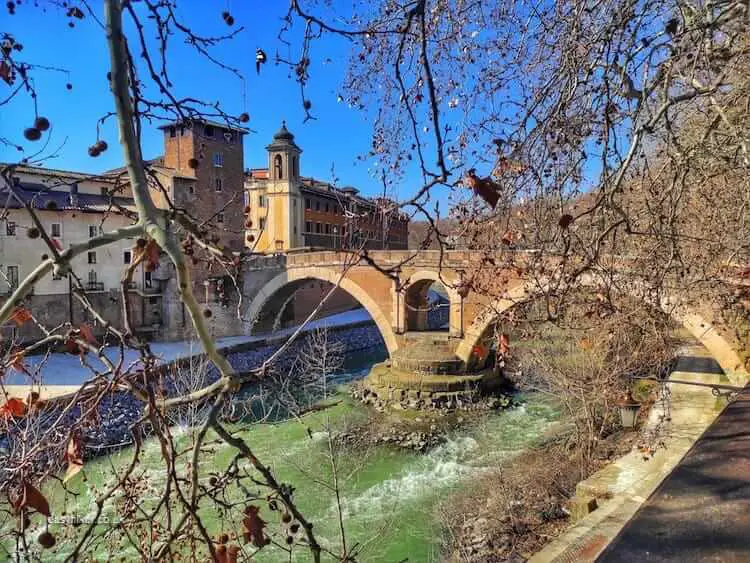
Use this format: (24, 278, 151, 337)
(631, 375, 746, 402)
(141, 283, 162, 295)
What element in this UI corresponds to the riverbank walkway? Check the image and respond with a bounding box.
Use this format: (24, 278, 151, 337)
(531, 344, 750, 562)
(3, 308, 373, 391)
(598, 384, 750, 562)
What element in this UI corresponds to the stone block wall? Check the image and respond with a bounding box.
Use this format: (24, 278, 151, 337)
(0, 290, 150, 344)
(289, 281, 360, 326)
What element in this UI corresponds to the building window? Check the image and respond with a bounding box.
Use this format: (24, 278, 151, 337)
(180, 126, 185, 136)
(51, 223, 61, 238)
(204, 124, 215, 138)
(275, 240, 284, 251)
(88, 251, 97, 264)
(305, 221, 312, 233)
(292, 155, 298, 177)
(315, 223, 322, 234)
(217, 213, 224, 224)
(273, 154, 283, 179)
(7, 266, 19, 289)
(316, 201, 320, 211)
(124, 250, 132, 264)
(325, 203, 330, 213)
(89, 225, 99, 238)
(259, 217, 266, 230)
(215, 178, 223, 192)
(6, 221, 15, 236)
(212, 152, 224, 167)
(305, 198, 311, 210)
(188, 185, 195, 195)
(145, 271, 152, 288)
(258, 195, 266, 207)
(88, 270, 97, 284)
(149, 296, 159, 305)
(169, 126, 176, 138)
(325, 223, 331, 234)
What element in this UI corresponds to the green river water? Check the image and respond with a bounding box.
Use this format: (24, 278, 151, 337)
(4, 348, 561, 562)
(254, 394, 560, 562)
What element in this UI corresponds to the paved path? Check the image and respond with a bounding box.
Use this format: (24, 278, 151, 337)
(531, 345, 749, 563)
(599, 386, 750, 562)
(4, 308, 373, 386)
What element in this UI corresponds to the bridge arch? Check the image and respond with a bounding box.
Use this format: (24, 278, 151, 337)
(400, 269, 462, 335)
(245, 267, 399, 356)
(454, 281, 748, 381)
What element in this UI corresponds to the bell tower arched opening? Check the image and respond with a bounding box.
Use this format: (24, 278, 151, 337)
(273, 154, 283, 180)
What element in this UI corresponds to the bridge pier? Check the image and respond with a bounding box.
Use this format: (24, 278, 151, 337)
(360, 330, 506, 408)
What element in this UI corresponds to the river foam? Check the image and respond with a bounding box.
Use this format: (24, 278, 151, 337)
(337, 436, 483, 520)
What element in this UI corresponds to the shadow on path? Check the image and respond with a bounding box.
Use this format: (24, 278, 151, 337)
(598, 387, 750, 562)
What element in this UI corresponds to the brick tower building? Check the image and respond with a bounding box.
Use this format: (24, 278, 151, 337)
(154, 119, 248, 338)
(159, 120, 248, 256)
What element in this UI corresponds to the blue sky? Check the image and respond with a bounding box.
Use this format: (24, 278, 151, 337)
(1, 1, 408, 199)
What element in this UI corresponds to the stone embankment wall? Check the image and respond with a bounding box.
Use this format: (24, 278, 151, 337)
(206, 320, 385, 378)
(0, 320, 386, 455)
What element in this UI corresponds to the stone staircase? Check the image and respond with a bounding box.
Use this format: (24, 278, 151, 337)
(390, 332, 464, 374)
(361, 331, 504, 407)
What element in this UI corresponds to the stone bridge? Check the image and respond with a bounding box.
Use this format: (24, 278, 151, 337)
(242, 250, 747, 379)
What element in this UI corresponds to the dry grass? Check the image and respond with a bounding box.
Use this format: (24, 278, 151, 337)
(439, 427, 640, 562)
(439, 444, 582, 562)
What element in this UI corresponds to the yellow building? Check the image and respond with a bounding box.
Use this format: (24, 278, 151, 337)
(244, 123, 409, 253)
(245, 122, 304, 253)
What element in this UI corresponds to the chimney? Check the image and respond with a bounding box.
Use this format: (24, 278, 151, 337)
(69, 183, 79, 206)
